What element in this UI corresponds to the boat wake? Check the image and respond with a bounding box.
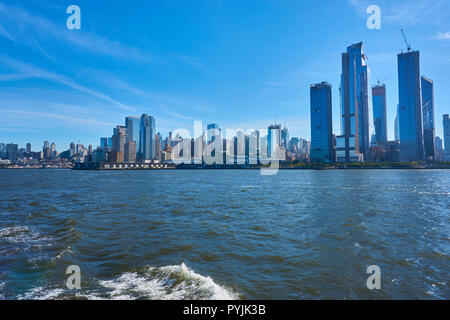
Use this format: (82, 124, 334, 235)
(16, 263, 238, 300)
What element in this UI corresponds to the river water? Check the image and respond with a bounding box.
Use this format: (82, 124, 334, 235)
(0, 169, 448, 299)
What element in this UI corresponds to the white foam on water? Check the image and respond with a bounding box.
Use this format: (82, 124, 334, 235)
(0, 226, 32, 241)
(18, 263, 239, 300)
(95, 263, 238, 300)
(0, 226, 53, 249)
(55, 246, 73, 260)
(19, 287, 66, 300)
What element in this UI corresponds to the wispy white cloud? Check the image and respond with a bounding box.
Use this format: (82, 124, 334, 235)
(0, 55, 135, 112)
(434, 31, 450, 40)
(0, 109, 114, 127)
(77, 68, 149, 97)
(0, 73, 29, 81)
(170, 53, 211, 74)
(347, 0, 366, 12)
(0, 21, 15, 42)
(347, 0, 449, 25)
(264, 82, 288, 87)
(384, 0, 447, 25)
(0, 3, 152, 62)
(163, 109, 194, 121)
(76, 67, 216, 117)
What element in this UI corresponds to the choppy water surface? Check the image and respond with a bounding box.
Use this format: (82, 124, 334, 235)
(0, 169, 448, 299)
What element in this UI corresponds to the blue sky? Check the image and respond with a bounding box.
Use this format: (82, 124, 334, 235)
(0, 0, 449, 151)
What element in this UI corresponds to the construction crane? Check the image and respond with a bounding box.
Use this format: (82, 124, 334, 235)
(377, 77, 388, 85)
(401, 29, 411, 52)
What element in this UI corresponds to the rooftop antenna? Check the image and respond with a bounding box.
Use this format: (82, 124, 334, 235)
(400, 29, 411, 52)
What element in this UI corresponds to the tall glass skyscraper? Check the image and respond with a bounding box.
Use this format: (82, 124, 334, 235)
(310, 82, 334, 162)
(206, 123, 221, 144)
(443, 114, 450, 161)
(267, 124, 281, 158)
(139, 114, 155, 160)
(125, 116, 140, 155)
(435, 136, 443, 162)
(112, 126, 126, 152)
(421, 76, 435, 161)
(6, 143, 18, 161)
(336, 42, 370, 162)
(372, 84, 387, 144)
(281, 125, 289, 149)
(394, 105, 400, 142)
(398, 50, 424, 161)
(0, 143, 5, 158)
(100, 137, 108, 149)
(206, 123, 221, 161)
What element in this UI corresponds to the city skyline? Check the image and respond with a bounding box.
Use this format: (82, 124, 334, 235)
(0, 0, 449, 149)
(2, 42, 449, 157)
(1, 34, 449, 164)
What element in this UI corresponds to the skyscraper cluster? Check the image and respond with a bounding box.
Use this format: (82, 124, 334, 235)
(86, 116, 303, 165)
(0, 142, 53, 162)
(2, 42, 449, 166)
(310, 41, 447, 163)
(93, 114, 157, 164)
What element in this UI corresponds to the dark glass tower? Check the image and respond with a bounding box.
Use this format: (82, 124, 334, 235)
(125, 116, 140, 153)
(139, 114, 155, 160)
(336, 42, 370, 162)
(421, 76, 435, 161)
(372, 84, 387, 144)
(310, 82, 335, 162)
(444, 114, 450, 161)
(398, 50, 424, 161)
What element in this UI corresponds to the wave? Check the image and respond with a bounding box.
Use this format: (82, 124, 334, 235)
(19, 263, 238, 300)
(20, 287, 66, 300)
(0, 226, 54, 249)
